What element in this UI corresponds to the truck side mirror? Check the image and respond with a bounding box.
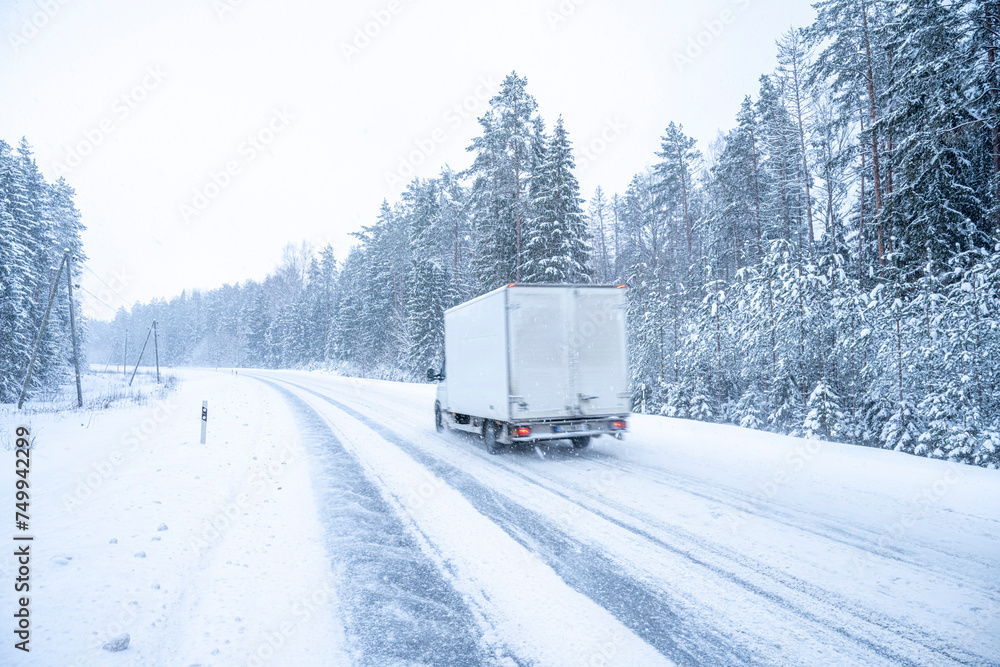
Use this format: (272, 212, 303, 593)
(426, 368, 437, 382)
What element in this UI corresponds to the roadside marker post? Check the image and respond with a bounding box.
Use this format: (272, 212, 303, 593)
(200, 401, 208, 444)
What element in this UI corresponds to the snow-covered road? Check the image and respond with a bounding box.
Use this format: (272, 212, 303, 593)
(5, 368, 997, 666)
(247, 370, 1000, 666)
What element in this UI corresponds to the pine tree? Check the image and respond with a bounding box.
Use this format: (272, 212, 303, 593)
(777, 29, 818, 250)
(736, 387, 765, 430)
(588, 186, 613, 282)
(466, 72, 539, 287)
(803, 379, 844, 440)
(881, 0, 984, 271)
(0, 140, 34, 402)
(405, 259, 448, 379)
(522, 116, 591, 283)
(757, 76, 805, 245)
(654, 122, 700, 273)
(711, 97, 765, 274)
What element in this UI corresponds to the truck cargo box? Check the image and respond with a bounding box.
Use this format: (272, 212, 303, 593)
(437, 284, 630, 442)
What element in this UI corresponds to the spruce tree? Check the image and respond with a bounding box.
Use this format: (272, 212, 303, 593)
(523, 116, 591, 283)
(466, 72, 539, 287)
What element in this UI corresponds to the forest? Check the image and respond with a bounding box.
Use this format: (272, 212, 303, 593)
(0, 138, 86, 405)
(12, 0, 1000, 467)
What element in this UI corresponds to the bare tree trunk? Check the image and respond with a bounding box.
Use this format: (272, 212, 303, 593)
(825, 147, 837, 254)
(490, 145, 500, 282)
(750, 126, 764, 259)
(715, 296, 723, 404)
(788, 40, 816, 251)
(776, 123, 793, 242)
(859, 102, 867, 283)
(826, 151, 839, 383)
(989, 5, 1000, 233)
(896, 301, 904, 436)
(678, 144, 693, 271)
(861, 0, 886, 265)
(598, 205, 610, 282)
(612, 195, 621, 279)
(767, 261, 777, 419)
(672, 282, 680, 383)
(971, 260, 984, 410)
(849, 299, 858, 442)
(659, 274, 665, 384)
(883, 44, 895, 258)
(797, 260, 808, 407)
(854, 99, 866, 438)
(515, 159, 522, 283)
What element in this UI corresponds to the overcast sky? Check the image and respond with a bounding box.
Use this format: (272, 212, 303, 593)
(1, 0, 817, 320)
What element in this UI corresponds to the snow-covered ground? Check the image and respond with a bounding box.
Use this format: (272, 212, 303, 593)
(1, 369, 997, 666)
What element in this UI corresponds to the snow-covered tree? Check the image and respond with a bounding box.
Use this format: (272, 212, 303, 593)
(522, 116, 591, 283)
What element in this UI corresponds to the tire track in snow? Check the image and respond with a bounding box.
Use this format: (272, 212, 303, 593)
(271, 377, 754, 667)
(575, 448, 998, 575)
(484, 450, 985, 664)
(300, 372, 995, 664)
(487, 455, 986, 666)
(257, 375, 674, 667)
(316, 375, 992, 576)
(278, 376, 983, 667)
(257, 379, 505, 667)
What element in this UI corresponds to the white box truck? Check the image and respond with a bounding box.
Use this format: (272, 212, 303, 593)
(428, 284, 631, 454)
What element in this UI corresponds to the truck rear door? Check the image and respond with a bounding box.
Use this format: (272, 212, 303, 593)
(506, 288, 575, 420)
(571, 288, 630, 416)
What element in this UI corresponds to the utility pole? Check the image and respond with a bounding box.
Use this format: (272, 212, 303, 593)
(152, 319, 160, 383)
(65, 250, 83, 408)
(123, 329, 128, 377)
(17, 255, 67, 409)
(128, 323, 153, 387)
(103, 343, 117, 373)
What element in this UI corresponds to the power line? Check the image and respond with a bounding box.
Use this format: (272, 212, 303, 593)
(78, 285, 117, 313)
(79, 262, 131, 307)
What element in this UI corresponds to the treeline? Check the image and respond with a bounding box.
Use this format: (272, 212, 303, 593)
(0, 138, 86, 404)
(92, 0, 1000, 466)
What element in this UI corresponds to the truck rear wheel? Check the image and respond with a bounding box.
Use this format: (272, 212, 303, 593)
(483, 421, 503, 455)
(434, 402, 444, 433)
(571, 436, 591, 449)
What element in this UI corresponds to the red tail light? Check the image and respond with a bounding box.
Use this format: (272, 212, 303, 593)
(515, 427, 531, 437)
(612, 420, 626, 430)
